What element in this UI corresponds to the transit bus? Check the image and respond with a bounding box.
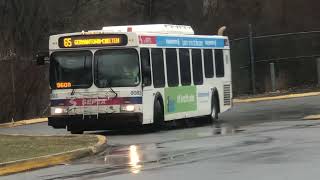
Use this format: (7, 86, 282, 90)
(37, 24, 232, 134)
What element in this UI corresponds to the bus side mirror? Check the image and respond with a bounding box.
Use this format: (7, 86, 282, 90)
(36, 52, 49, 65)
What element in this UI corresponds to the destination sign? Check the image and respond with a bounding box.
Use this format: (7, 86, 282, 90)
(58, 34, 128, 48)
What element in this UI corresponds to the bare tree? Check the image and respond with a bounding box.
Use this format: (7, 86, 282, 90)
(0, 0, 48, 58)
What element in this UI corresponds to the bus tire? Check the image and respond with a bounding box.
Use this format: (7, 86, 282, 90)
(209, 96, 219, 122)
(153, 99, 164, 130)
(67, 125, 84, 134)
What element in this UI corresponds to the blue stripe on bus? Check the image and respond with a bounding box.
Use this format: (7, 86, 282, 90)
(125, 97, 143, 104)
(156, 36, 225, 48)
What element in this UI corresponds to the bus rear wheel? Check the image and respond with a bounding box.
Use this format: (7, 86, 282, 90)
(209, 97, 219, 122)
(153, 100, 164, 130)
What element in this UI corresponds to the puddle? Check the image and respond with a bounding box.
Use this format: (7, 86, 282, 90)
(103, 144, 161, 174)
(102, 123, 244, 173)
(184, 122, 244, 139)
(212, 123, 244, 136)
(68, 121, 246, 178)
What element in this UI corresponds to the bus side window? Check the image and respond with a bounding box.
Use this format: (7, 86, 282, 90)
(215, 49, 225, 77)
(191, 49, 203, 85)
(151, 48, 165, 88)
(204, 49, 214, 78)
(166, 49, 179, 87)
(179, 49, 191, 86)
(140, 48, 152, 87)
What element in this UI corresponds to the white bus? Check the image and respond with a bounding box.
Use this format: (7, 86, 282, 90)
(37, 24, 232, 134)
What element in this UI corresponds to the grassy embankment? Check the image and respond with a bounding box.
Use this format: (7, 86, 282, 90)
(0, 135, 97, 163)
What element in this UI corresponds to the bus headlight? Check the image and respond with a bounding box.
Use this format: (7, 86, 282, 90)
(54, 108, 64, 114)
(121, 105, 135, 112)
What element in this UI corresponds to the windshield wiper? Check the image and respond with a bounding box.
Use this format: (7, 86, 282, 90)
(106, 79, 118, 98)
(71, 88, 76, 96)
(108, 87, 118, 98)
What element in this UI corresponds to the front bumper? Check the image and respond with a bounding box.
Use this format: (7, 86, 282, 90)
(48, 113, 143, 130)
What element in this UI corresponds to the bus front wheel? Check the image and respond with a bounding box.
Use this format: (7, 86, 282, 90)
(67, 125, 84, 134)
(153, 100, 164, 129)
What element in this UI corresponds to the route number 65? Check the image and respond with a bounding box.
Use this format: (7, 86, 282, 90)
(64, 38, 72, 47)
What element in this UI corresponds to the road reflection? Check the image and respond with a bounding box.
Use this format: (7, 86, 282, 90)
(129, 145, 142, 174)
(212, 123, 241, 135)
(101, 122, 243, 173)
(103, 144, 158, 174)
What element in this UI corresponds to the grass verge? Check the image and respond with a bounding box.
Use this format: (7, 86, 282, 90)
(0, 135, 98, 163)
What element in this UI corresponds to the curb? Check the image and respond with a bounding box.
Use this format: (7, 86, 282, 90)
(0, 118, 48, 129)
(303, 114, 320, 120)
(0, 135, 107, 176)
(233, 91, 320, 103)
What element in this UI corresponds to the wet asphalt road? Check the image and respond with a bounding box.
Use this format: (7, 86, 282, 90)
(1, 95, 320, 180)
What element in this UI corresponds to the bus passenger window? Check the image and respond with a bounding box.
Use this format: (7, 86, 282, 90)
(179, 49, 191, 86)
(204, 49, 214, 78)
(166, 49, 179, 87)
(192, 49, 203, 85)
(140, 48, 151, 87)
(151, 48, 165, 88)
(215, 49, 225, 77)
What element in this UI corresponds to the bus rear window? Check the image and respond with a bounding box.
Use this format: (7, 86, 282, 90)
(204, 49, 214, 78)
(215, 49, 225, 77)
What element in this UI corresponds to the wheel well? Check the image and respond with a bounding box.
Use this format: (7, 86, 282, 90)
(213, 89, 221, 113)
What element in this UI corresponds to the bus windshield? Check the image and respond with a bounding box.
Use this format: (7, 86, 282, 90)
(94, 49, 140, 87)
(50, 51, 93, 89)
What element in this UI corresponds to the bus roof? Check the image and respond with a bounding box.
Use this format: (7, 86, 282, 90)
(49, 25, 229, 50)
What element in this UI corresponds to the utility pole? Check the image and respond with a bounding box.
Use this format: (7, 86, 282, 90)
(146, 0, 153, 23)
(248, 24, 256, 94)
(10, 59, 16, 123)
(270, 63, 276, 92)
